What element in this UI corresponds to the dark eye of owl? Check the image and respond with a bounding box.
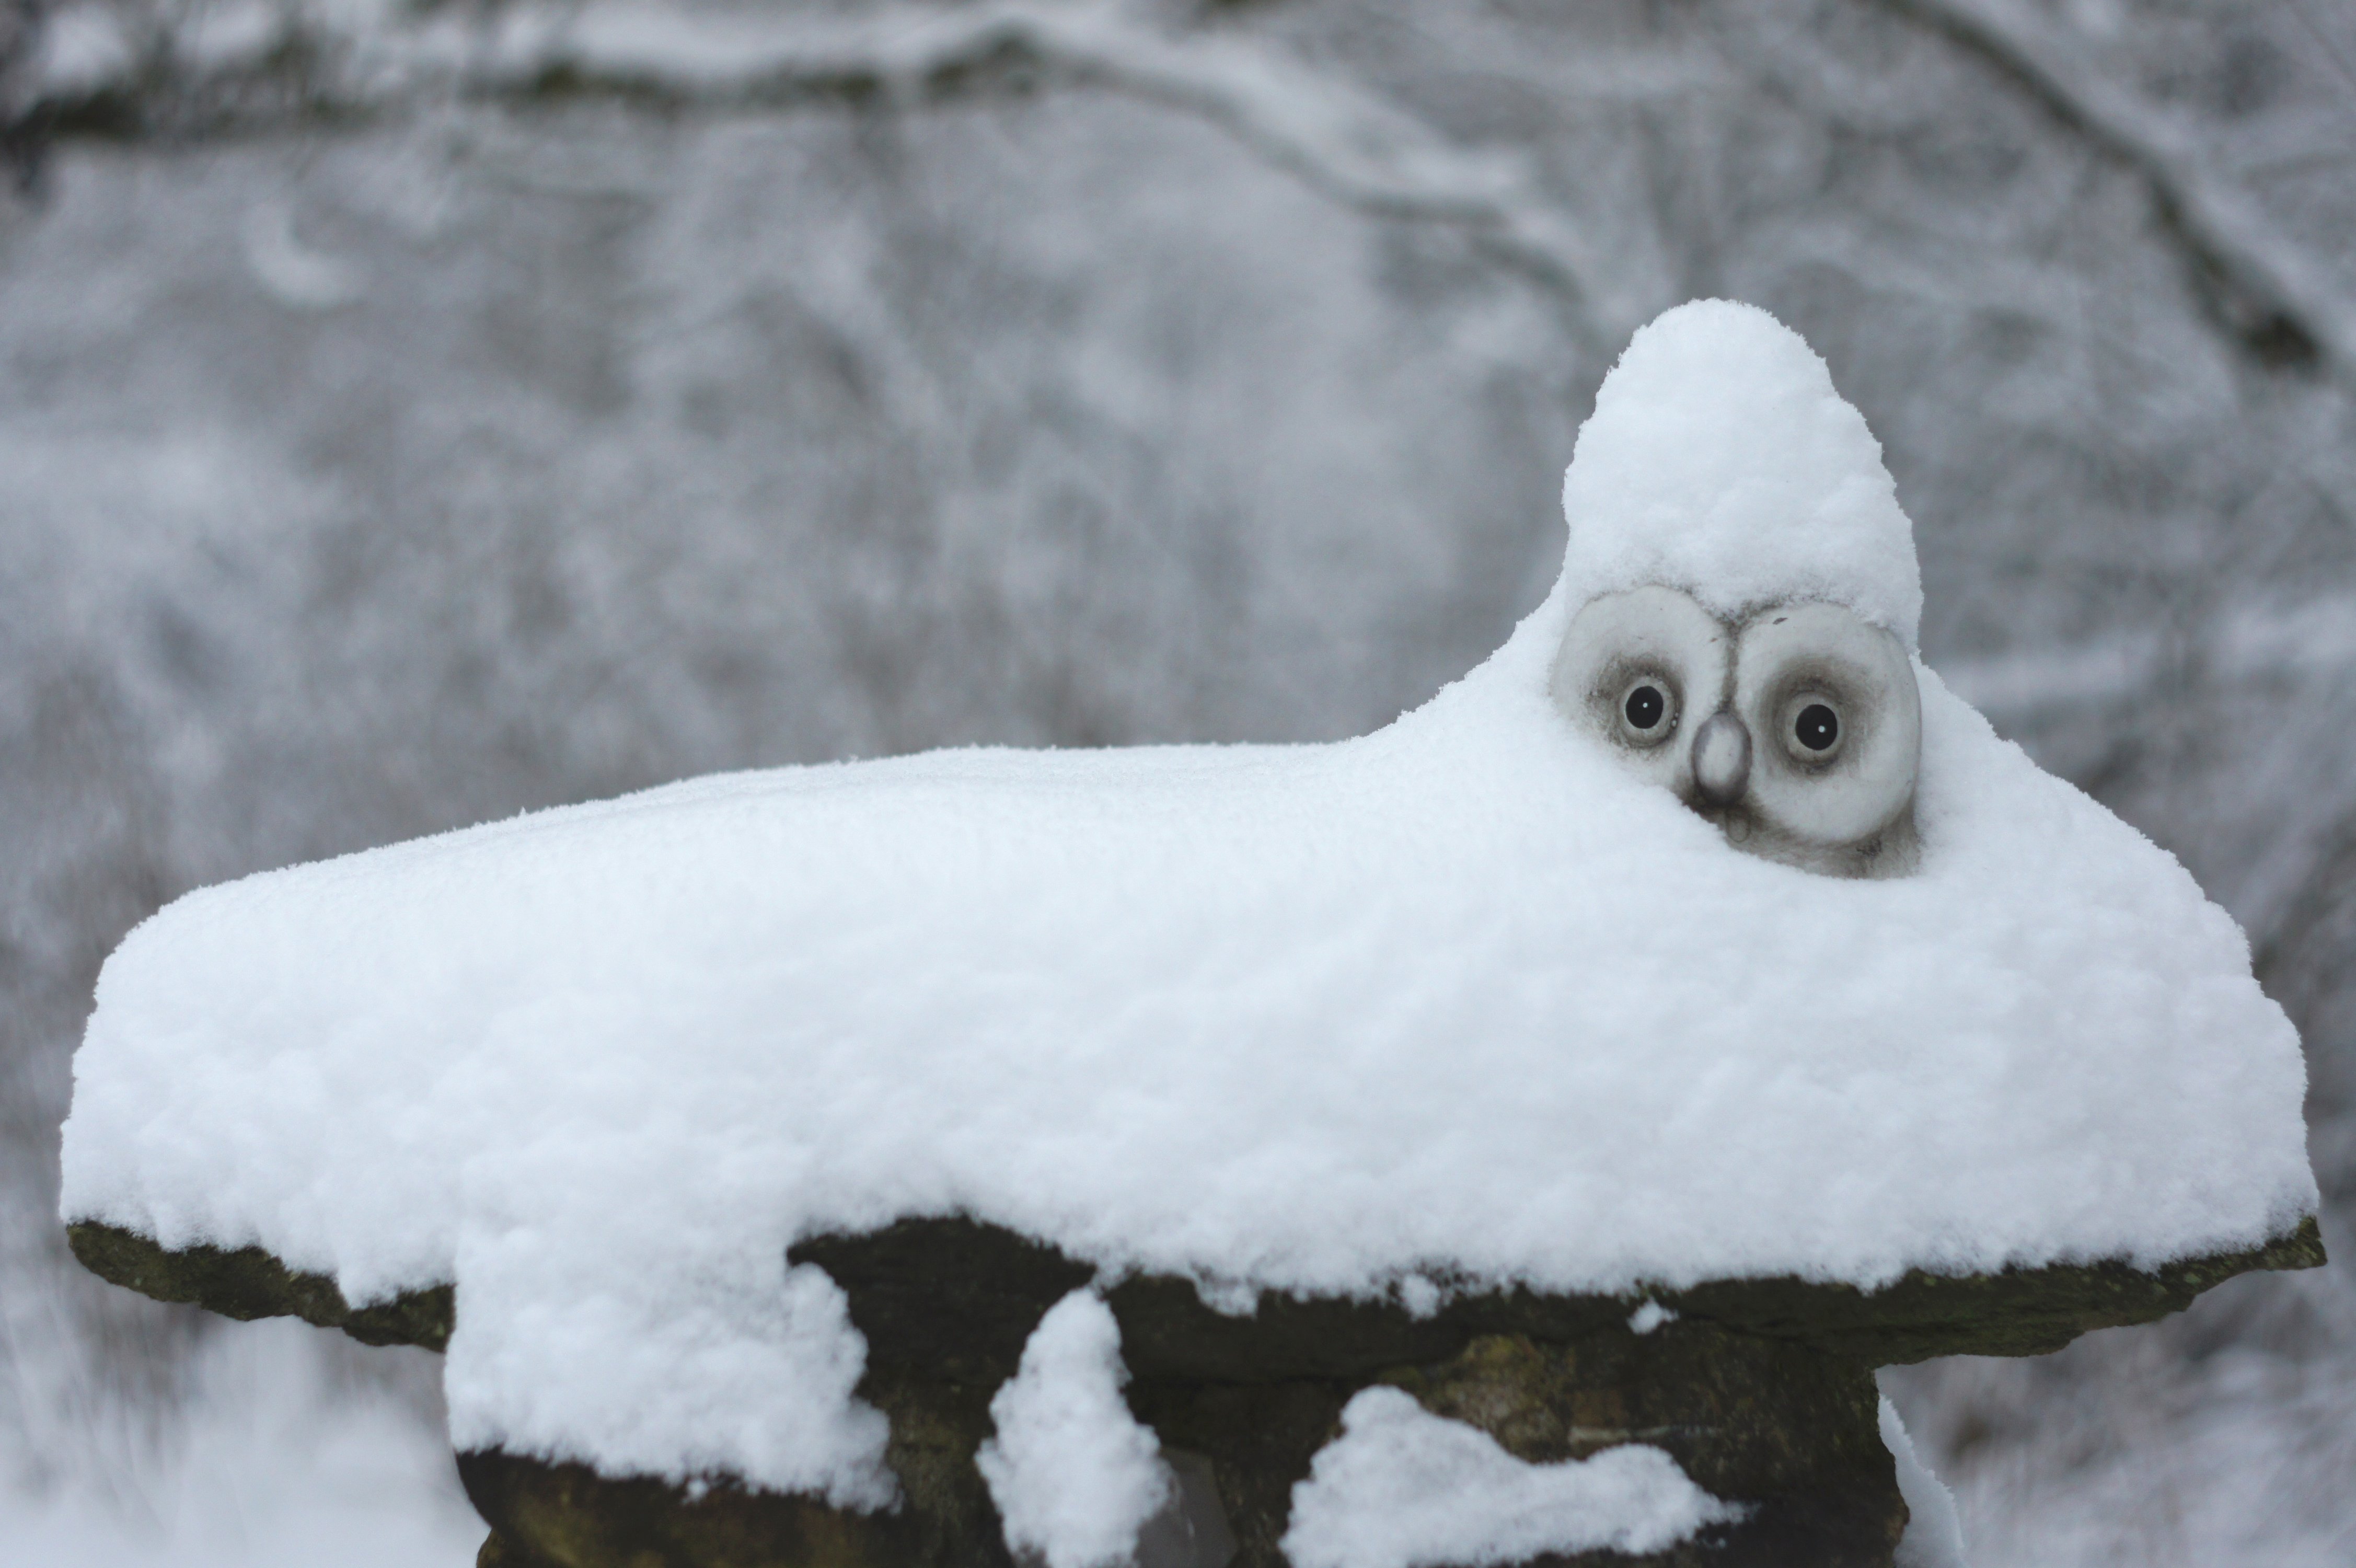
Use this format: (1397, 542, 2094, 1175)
(1779, 693, 1846, 764)
(1795, 704, 1838, 751)
(1615, 677, 1678, 747)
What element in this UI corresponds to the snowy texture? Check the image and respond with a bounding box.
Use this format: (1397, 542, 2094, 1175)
(55, 310, 2316, 1491)
(1883, 1395, 1969, 1568)
(975, 1292, 1171, 1568)
(1560, 301, 1924, 650)
(1279, 1386, 1740, 1568)
(439, 1248, 893, 1507)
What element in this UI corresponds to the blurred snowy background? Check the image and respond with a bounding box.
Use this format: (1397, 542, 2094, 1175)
(2, 0, 2352, 1562)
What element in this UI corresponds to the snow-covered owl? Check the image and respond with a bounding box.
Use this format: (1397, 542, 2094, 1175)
(1548, 299, 1925, 878)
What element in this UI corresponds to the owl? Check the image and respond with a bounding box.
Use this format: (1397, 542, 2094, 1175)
(1551, 585, 1921, 878)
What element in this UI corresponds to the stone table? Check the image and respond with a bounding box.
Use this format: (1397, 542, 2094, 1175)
(68, 1214, 2325, 1568)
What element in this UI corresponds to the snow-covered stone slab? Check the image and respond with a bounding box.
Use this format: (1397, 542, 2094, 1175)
(60, 301, 2322, 1567)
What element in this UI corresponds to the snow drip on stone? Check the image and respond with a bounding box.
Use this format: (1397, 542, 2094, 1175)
(976, 1292, 1172, 1568)
(1280, 1387, 1742, 1568)
(1559, 298, 1924, 650)
(59, 302, 2317, 1494)
(1882, 1396, 1969, 1568)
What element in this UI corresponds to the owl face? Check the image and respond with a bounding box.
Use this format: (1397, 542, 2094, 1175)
(1551, 587, 1921, 878)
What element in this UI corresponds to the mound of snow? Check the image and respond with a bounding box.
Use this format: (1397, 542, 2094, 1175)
(1280, 1386, 1743, 1568)
(1561, 298, 1923, 649)
(59, 302, 2314, 1496)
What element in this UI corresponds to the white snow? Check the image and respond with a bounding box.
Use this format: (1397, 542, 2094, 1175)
(438, 1246, 896, 1509)
(1560, 299, 1924, 649)
(58, 302, 2316, 1496)
(1626, 1300, 1675, 1335)
(1881, 1396, 1969, 1568)
(1279, 1386, 1742, 1568)
(975, 1291, 1172, 1568)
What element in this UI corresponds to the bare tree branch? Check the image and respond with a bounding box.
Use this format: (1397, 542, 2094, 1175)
(25, 0, 1621, 349)
(36, 0, 2354, 385)
(1892, 0, 2356, 387)
(549, 1, 1629, 343)
(1, 0, 49, 191)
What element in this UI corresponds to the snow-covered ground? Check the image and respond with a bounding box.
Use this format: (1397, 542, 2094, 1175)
(7, 2, 2356, 1563)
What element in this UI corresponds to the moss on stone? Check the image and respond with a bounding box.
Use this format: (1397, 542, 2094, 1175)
(459, 1449, 932, 1568)
(66, 1220, 453, 1350)
(1655, 1215, 2328, 1365)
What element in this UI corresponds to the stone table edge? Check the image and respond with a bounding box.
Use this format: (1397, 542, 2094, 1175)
(65, 1219, 455, 1351)
(64, 1212, 2324, 1367)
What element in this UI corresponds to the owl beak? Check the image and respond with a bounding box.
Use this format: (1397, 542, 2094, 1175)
(1690, 710, 1752, 808)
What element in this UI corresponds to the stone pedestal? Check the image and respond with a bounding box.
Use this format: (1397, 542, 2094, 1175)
(68, 1215, 2325, 1568)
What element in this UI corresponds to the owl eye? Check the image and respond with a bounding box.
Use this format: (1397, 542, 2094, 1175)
(1619, 679, 1677, 745)
(1733, 603, 1920, 857)
(1783, 696, 1842, 762)
(1551, 585, 1728, 777)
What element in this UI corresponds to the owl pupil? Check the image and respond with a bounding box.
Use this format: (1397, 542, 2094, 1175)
(1624, 685, 1666, 730)
(1796, 704, 1839, 751)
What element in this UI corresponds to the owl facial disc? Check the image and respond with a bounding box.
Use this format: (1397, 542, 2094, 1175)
(1552, 587, 1921, 878)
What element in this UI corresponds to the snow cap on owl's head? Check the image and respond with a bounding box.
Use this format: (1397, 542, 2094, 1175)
(1559, 299, 1923, 652)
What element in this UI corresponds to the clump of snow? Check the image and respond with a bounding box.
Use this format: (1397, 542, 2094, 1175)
(1626, 1300, 1675, 1335)
(1881, 1396, 1969, 1568)
(1280, 1386, 1742, 1568)
(59, 303, 2315, 1495)
(1560, 299, 1923, 649)
(440, 1248, 895, 1509)
(975, 1291, 1172, 1568)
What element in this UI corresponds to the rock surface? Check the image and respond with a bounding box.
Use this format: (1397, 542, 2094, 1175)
(67, 1215, 2326, 1568)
